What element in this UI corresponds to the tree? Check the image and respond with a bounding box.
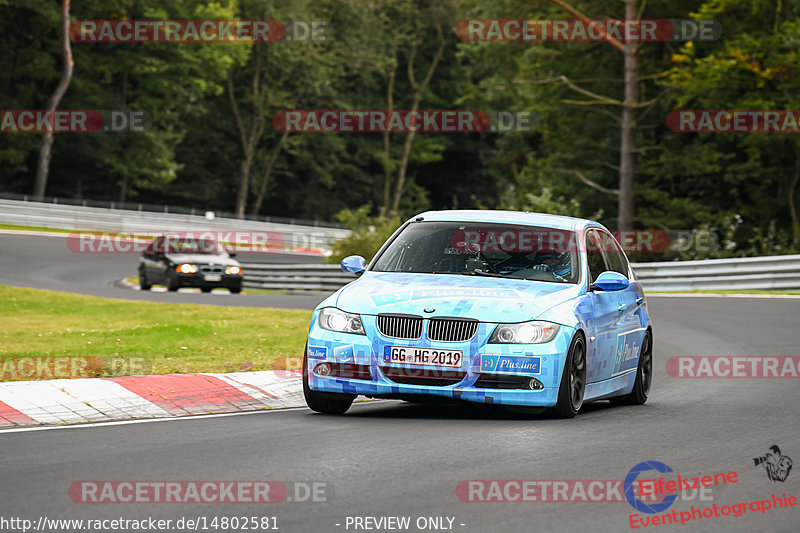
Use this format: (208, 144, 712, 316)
(32, 0, 73, 200)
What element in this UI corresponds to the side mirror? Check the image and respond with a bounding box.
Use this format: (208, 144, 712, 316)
(340, 255, 366, 276)
(590, 271, 629, 292)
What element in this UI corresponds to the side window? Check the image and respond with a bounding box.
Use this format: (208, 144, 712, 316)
(601, 232, 629, 277)
(586, 230, 608, 284)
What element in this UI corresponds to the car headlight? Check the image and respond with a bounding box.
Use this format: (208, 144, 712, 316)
(489, 321, 560, 344)
(177, 264, 198, 274)
(225, 266, 241, 275)
(318, 308, 366, 335)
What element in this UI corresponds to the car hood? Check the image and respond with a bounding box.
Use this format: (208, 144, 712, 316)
(164, 253, 239, 266)
(334, 272, 582, 323)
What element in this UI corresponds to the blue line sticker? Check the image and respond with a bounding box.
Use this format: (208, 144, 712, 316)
(307, 345, 327, 360)
(481, 355, 541, 375)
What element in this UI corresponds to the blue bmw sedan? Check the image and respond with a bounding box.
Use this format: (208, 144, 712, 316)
(303, 210, 653, 418)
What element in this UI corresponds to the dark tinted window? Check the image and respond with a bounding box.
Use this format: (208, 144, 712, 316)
(586, 230, 608, 284)
(371, 221, 581, 284)
(601, 232, 629, 277)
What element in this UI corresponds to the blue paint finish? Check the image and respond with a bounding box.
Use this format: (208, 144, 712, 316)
(305, 210, 653, 408)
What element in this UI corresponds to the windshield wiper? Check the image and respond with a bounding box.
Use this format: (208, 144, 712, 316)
(471, 269, 528, 280)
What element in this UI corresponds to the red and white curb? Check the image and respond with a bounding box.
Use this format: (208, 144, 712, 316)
(0, 371, 304, 428)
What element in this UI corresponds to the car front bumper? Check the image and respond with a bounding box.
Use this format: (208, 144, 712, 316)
(306, 314, 574, 408)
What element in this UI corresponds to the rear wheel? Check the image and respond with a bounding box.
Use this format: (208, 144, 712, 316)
(302, 346, 355, 414)
(551, 333, 586, 419)
(138, 269, 152, 291)
(610, 330, 652, 406)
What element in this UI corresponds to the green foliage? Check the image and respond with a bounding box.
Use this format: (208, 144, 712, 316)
(1, 0, 798, 259)
(325, 205, 403, 264)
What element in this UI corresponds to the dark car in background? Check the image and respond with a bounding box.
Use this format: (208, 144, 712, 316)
(139, 235, 243, 293)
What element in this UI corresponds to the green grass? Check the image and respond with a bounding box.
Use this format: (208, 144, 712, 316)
(0, 285, 311, 380)
(124, 275, 279, 295)
(650, 289, 800, 295)
(0, 223, 76, 234)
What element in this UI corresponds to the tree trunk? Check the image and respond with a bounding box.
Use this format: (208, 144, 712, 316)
(118, 174, 129, 203)
(228, 53, 265, 219)
(389, 25, 445, 215)
(33, 0, 73, 201)
(250, 130, 289, 216)
(617, 0, 638, 231)
(379, 41, 398, 217)
(790, 145, 800, 247)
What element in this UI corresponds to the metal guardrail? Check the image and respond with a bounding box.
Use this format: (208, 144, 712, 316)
(631, 254, 800, 291)
(243, 264, 353, 291)
(0, 192, 348, 229)
(242, 255, 800, 292)
(0, 199, 350, 254)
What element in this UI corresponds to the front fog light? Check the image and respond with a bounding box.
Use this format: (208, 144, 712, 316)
(527, 378, 543, 390)
(315, 363, 332, 376)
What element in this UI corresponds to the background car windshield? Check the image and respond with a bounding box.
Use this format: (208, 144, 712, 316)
(371, 222, 580, 283)
(153, 237, 224, 254)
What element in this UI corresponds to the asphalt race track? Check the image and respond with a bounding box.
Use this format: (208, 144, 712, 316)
(1, 233, 799, 532)
(0, 232, 327, 309)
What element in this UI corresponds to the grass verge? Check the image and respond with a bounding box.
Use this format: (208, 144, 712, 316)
(0, 285, 310, 380)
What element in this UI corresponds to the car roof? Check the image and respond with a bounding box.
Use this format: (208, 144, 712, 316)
(410, 209, 606, 232)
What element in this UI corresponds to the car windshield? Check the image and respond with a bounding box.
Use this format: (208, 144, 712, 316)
(371, 221, 580, 284)
(152, 237, 225, 254)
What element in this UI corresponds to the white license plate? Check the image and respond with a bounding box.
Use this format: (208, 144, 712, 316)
(383, 346, 463, 367)
(203, 274, 222, 282)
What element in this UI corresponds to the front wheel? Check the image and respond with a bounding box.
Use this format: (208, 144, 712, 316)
(610, 330, 653, 406)
(165, 273, 179, 292)
(551, 333, 586, 419)
(139, 269, 152, 291)
(302, 348, 355, 414)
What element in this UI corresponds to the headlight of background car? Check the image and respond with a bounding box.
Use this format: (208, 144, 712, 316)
(225, 266, 241, 275)
(177, 264, 198, 274)
(318, 308, 366, 335)
(489, 321, 560, 344)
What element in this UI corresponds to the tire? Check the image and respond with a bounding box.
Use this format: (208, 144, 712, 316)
(201, 287, 213, 293)
(610, 330, 653, 406)
(139, 269, 152, 291)
(165, 273, 179, 292)
(551, 333, 586, 419)
(302, 346, 355, 414)
(229, 287, 242, 294)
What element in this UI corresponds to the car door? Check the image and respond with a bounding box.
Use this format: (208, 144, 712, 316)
(146, 237, 167, 283)
(600, 231, 647, 379)
(583, 229, 624, 383)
